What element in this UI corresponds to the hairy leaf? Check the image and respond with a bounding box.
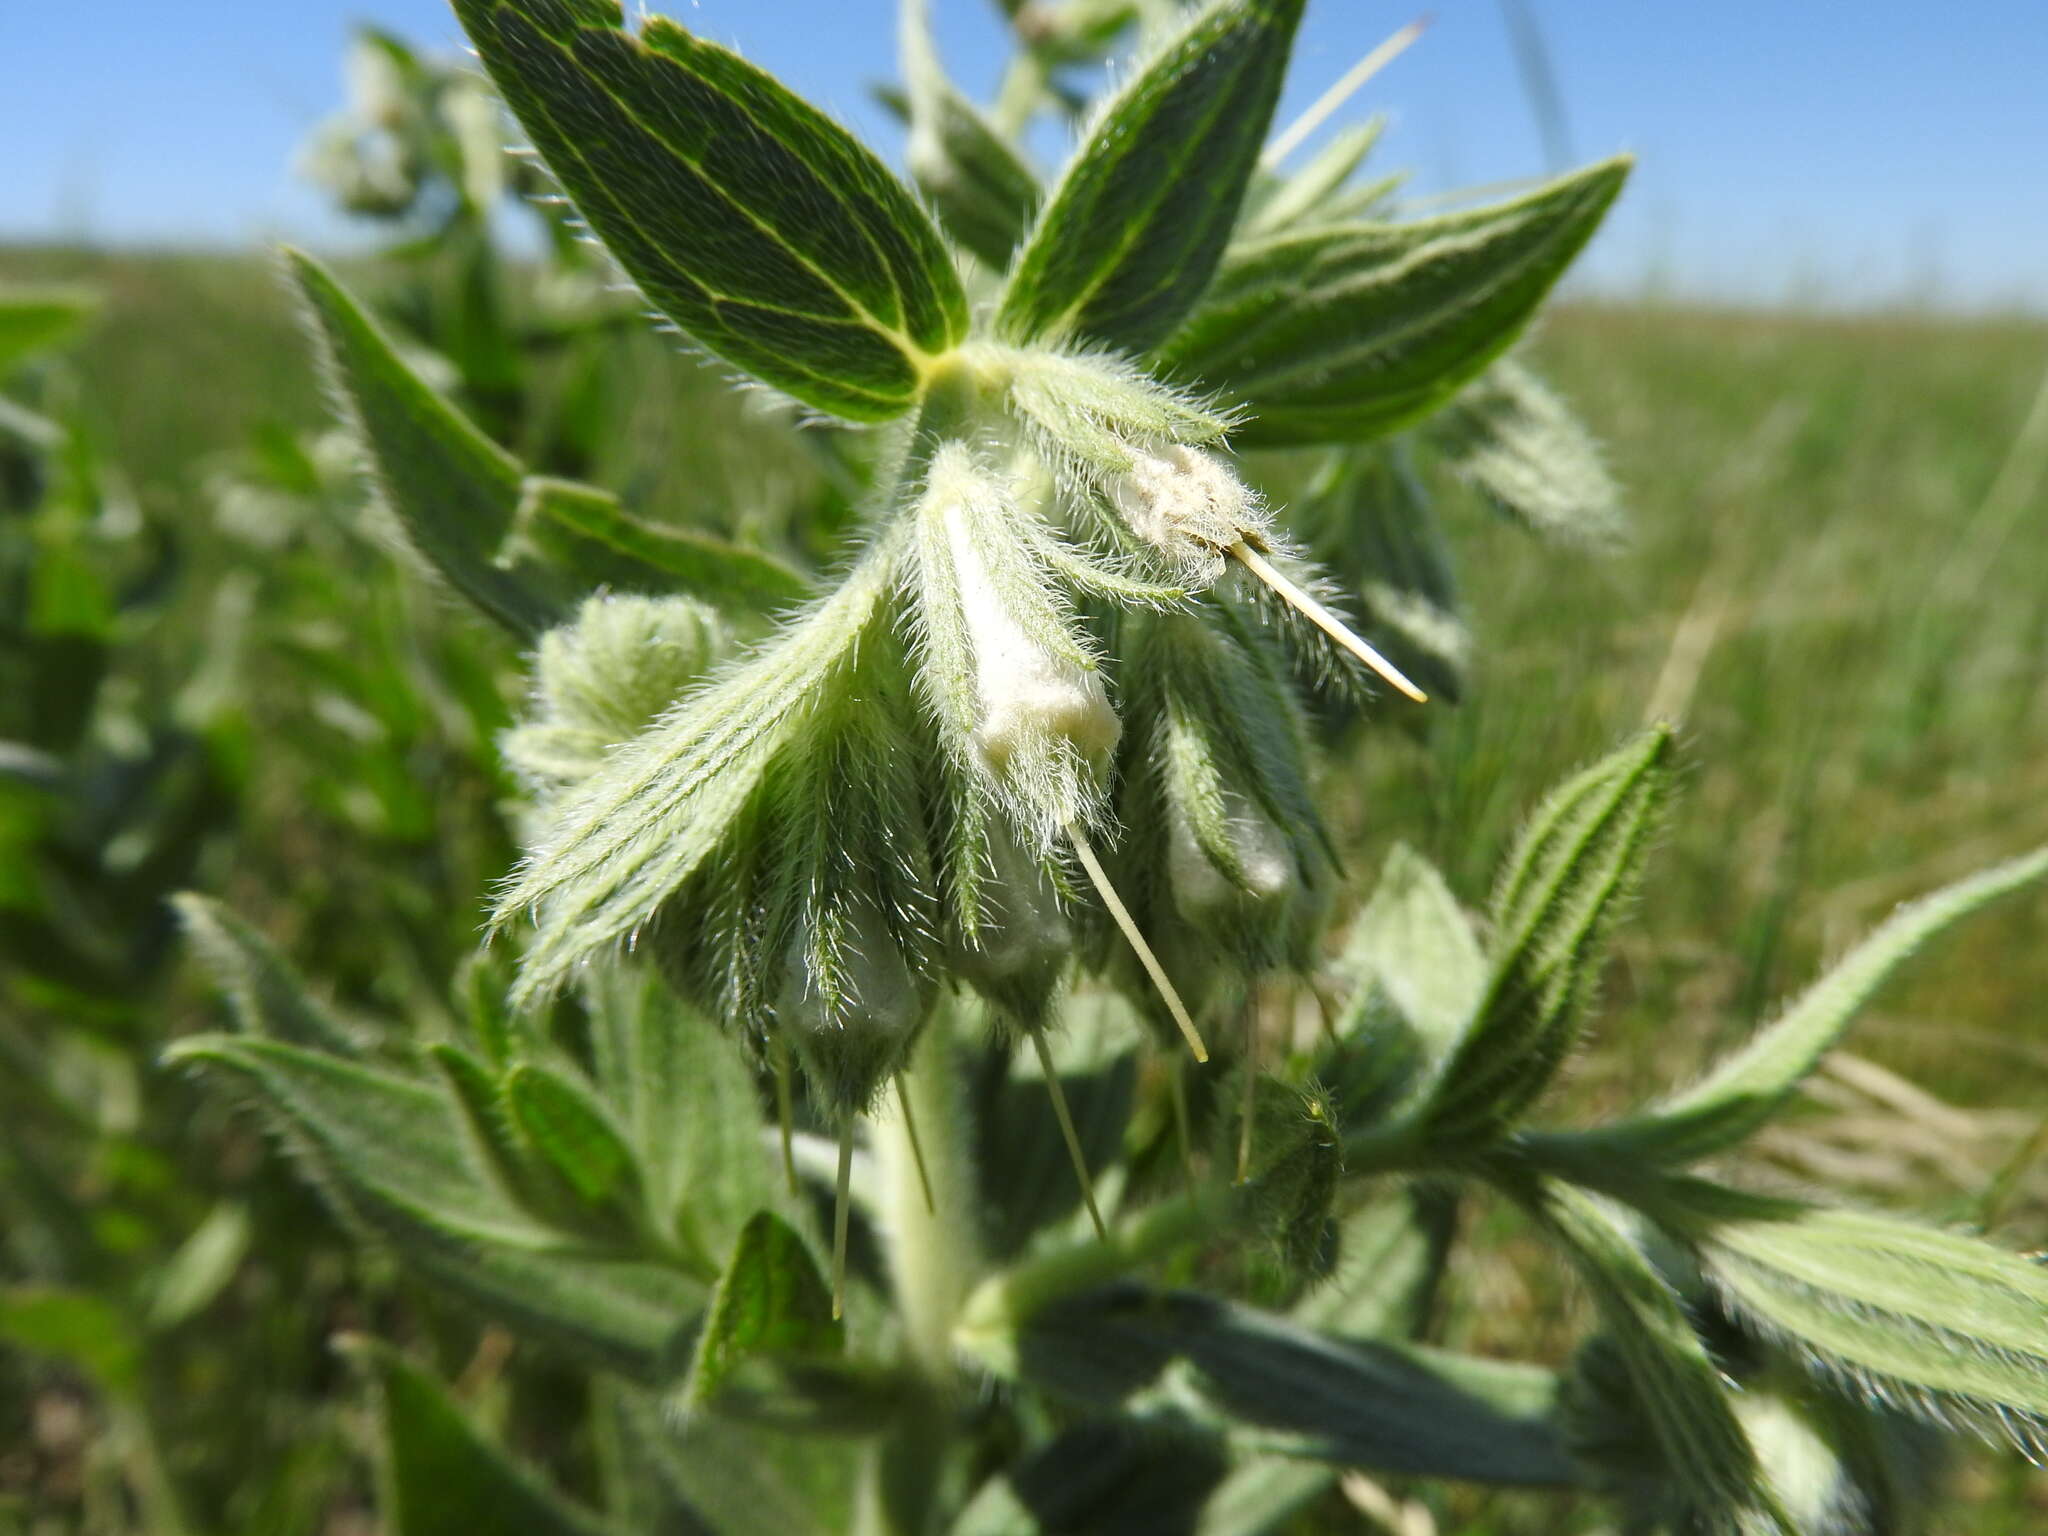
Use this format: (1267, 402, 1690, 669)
(584, 966, 791, 1265)
(0, 285, 98, 375)
(352, 1341, 610, 1536)
(1336, 840, 1484, 1060)
(596, 1377, 856, 1536)
(1428, 357, 1624, 543)
(902, 0, 1042, 268)
(508, 475, 811, 612)
(287, 250, 555, 637)
(1595, 846, 2048, 1166)
(1161, 157, 1631, 446)
(167, 1035, 701, 1377)
(496, 532, 902, 1006)
(175, 892, 361, 1057)
(685, 1211, 842, 1410)
(1534, 1183, 1771, 1526)
(1682, 1190, 2048, 1457)
(1423, 726, 1673, 1143)
(999, 0, 1309, 352)
(504, 1061, 646, 1215)
(453, 0, 966, 419)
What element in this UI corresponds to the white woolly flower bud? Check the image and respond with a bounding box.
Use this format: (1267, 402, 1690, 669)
(1103, 441, 1270, 584)
(916, 445, 1120, 837)
(1167, 791, 1296, 930)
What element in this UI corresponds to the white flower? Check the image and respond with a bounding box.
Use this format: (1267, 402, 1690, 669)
(1103, 440, 1268, 580)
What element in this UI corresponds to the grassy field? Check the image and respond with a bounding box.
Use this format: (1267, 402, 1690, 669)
(6, 243, 2047, 1527)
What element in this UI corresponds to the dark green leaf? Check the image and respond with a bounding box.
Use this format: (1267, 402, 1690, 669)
(286, 249, 557, 637)
(902, 0, 1042, 268)
(1161, 157, 1631, 446)
(167, 1034, 702, 1377)
(504, 1061, 647, 1214)
(994, 1285, 1576, 1485)
(507, 475, 810, 611)
(1421, 726, 1672, 1145)
(685, 1211, 843, 1409)
(351, 1340, 611, 1536)
(175, 892, 361, 1056)
(452, 0, 966, 420)
(0, 285, 99, 375)
(949, 1418, 1230, 1536)
(999, 0, 1309, 352)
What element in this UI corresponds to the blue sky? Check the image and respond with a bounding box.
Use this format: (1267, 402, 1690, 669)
(4, 1, 2044, 310)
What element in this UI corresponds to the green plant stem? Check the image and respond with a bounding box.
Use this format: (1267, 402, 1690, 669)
(953, 1182, 1226, 1368)
(875, 1015, 983, 1385)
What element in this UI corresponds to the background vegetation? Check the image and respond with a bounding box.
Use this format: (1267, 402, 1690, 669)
(2, 22, 2045, 1526)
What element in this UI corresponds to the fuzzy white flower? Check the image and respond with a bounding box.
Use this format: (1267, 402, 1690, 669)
(1104, 440, 1270, 581)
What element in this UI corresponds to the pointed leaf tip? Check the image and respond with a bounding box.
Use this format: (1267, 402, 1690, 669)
(999, 0, 1310, 353)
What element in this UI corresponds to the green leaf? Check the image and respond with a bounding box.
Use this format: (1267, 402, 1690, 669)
(175, 893, 361, 1056)
(1239, 117, 1384, 239)
(452, 0, 965, 420)
(1160, 157, 1631, 447)
(351, 1341, 611, 1536)
(950, 1418, 1231, 1536)
(507, 475, 811, 611)
(1422, 726, 1673, 1145)
(585, 966, 794, 1264)
(1532, 1182, 1771, 1524)
(0, 285, 98, 375)
(167, 1034, 702, 1377)
(1331, 840, 1485, 1074)
(0, 1287, 141, 1395)
(595, 1377, 856, 1536)
(1317, 448, 1470, 704)
(998, 0, 1309, 353)
(902, 0, 1042, 268)
(987, 1286, 1577, 1485)
(684, 1211, 843, 1409)
(1427, 358, 1624, 543)
(1202, 1190, 1458, 1536)
(504, 1061, 647, 1217)
(1588, 846, 2048, 1166)
(1677, 1189, 2048, 1455)
(146, 1200, 252, 1330)
(286, 249, 557, 637)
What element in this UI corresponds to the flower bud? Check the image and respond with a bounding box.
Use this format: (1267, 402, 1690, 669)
(772, 891, 928, 1115)
(948, 810, 1075, 1022)
(1103, 440, 1269, 584)
(1166, 787, 1297, 932)
(502, 593, 729, 791)
(914, 444, 1120, 840)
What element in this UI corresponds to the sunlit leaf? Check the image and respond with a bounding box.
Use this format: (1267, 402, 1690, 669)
(453, 0, 966, 419)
